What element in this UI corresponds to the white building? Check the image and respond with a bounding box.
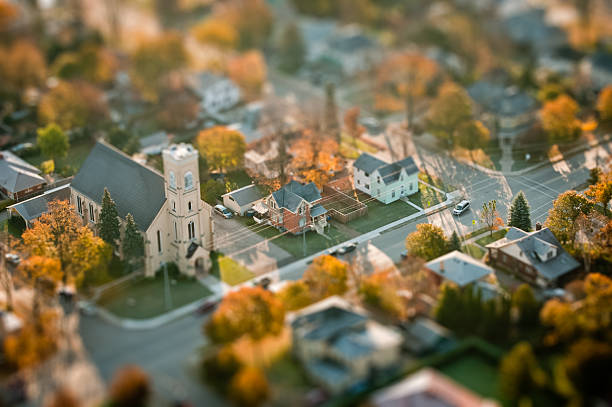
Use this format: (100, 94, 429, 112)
(222, 184, 265, 216)
(353, 153, 419, 204)
(189, 72, 241, 113)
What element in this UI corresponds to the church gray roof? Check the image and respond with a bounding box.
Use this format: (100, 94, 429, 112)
(71, 141, 166, 231)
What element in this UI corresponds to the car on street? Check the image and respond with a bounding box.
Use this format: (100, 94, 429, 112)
(4, 253, 21, 265)
(195, 299, 218, 315)
(452, 200, 471, 216)
(337, 242, 358, 255)
(77, 301, 97, 316)
(254, 277, 272, 289)
(400, 250, 408, 259)
(326, 247, 339, 256)
(214, 204, 233, 219)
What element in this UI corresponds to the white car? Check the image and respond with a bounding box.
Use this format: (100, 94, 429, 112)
(453, 200, 471, 216)
(214, 204, 233, 219)
(4, 253, 21, 265)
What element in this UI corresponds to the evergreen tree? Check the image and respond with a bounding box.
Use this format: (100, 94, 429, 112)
(122, 213, 144, 266)
(98, 188, 120, 249)
(278, 23, 305, 74)
(324, 82, 340, 143)
(508, 192, 532, 232)
(588, 167, 602, 186)
(448, 230, 461, 252)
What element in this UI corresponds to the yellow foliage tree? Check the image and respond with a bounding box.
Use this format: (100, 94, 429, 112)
(4, 309, 59, 369)
(597, 86, 612, 123)
(229, 366, 270, 407)
(303, 254, 348, 300)
(192, 19, 238, 49)
(276, 280, 313, 311)
(540, 94, 582, 144)
(195, 126, 246, 172)
(227, 50, 266, 101)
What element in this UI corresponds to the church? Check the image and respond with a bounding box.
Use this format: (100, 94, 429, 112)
(71, 141, 214, 277)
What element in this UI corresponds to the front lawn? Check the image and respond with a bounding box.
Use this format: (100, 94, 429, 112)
(462, 244, 485, 260)
(97, 273, 213, 319)
(348, 193, 420, 233)
(210, 253, 255, 286)
(270, 225, 349, 259)
(0, 216, 25, 239)
(26, 138, 95, 175)
(475, 229, 508, 247)
(407, 182, 447, 209)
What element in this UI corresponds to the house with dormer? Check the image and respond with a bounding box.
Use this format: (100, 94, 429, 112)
(353, 153, 419, 204)
(71, 142, 213, 277)
(485, 227, 580, 287)
(267, 181, 328, 235)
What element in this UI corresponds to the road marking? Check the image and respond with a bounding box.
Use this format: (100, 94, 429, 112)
(510, 177, 558, 200)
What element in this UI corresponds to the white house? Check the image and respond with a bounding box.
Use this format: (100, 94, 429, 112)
(222, 184, 265, 216)
(189, 72, 241, 113)
(353, 153, 419, 204)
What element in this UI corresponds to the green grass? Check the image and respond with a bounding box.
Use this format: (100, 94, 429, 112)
(407, 182, 446, 208)
(348, 193, 420, 233)
(462, 243, 485, 260)
(475, 229, 508, 247)
(96, 273, 213, 319)
(210, 253, 255, 286)
(436, 351, 503, 402)
(26, 139, 95, 174)
(0, 217, 25, 239)
(226, 169, 253, 188)
(419, 172, 451, 191)
(341, 133, 378, 154)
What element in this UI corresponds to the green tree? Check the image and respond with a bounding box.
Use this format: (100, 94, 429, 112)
(122, 213, 144, 268)
(201, 179, 227, 206)
(545, 191, 593, 244)
(512, 284, 540, 327)
(278, 23, 305, 74)
(195, 127, 246, 172)
(98, 188, 120, 250)
(405, 223, 449, 260)
(508, 191, 532, 232)
(426, 82, 473, 147)
(36, 123, 69, 163)
(500, 342, 548, 403)
(448, 230, 461, 252)
(456, 120, 490, 157)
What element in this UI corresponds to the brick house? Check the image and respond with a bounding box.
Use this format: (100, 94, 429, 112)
(0, 151, 46, 202)
(267, 181, 328, 234)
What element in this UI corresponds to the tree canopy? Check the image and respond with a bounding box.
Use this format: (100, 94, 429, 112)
(405, 223, 449, 260)
(508, 191, 532, 232)
(302, 255, 349, 300)
(540, 95, 581, 144)
(426, 82, 473, 147)
(98, 188, 120, 249)
(545, 191, 593, 244)
(37, 123, 69, 163)
(195, 126, 246, 172)
(596, 85, 612, 123)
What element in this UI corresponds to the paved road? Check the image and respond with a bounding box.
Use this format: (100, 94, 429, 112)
(79, 313, 224, 407)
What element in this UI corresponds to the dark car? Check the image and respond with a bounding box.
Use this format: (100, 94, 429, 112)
(337, 242, 358, 255)
(254, 277, 272, 289)
(245, 208, 256, 217)
(195, 299, 218, 315)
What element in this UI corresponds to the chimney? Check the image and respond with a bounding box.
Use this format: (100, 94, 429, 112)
(536, 222, 542, 231)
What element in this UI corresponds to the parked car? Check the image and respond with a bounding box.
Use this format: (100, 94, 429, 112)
(214, 204, 233, 219)
(337, 242, 358, 255)
(77, 301, 97, 316)
(195, 299, 218, 315)
(10, 142, 35, 156)
(326, 247, 339, 256)
(4, 253, 20, 265)
(245, 208, 256, 217)
(452, 200, 471, 216)
(400, 250, 408, 259)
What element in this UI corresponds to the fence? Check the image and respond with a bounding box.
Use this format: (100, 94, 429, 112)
(322, 184, 367, 224)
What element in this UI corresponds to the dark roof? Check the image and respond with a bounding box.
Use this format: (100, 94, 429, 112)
(468, 82, 536, 116)
(486, 227, 580, 281)
(503, 9, 567, 51)
(291, 305, 367, 341)
(224, 184, 264, 207)
(310, 203, 328, 217)
(426, 250, 494, 287)
(9, 184, 71, 222)
(71, 142, 166, 231)
(329, 32, 376, 52)
(354, 153, 418, 185)
(0, 151, 46, 193)
(271, 181, 322, 213)
(591, 52, 612, 72)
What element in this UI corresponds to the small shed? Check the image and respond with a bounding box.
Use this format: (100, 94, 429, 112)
(222, 184, 264, 216)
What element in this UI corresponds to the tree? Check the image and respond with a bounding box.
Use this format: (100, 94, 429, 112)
(455, 120, 490, 158)
(324, 83, 340, 143)
(38, 81, 109, 130)
(585, 169, 612, 216)
(192, 18, 238, 49)
(52, 45, 118, 85)
(0, 41, 46, 99)
(201, 179, 227, 206)
(0, 0, 18, 28)
(195, 126, 246, 172)
(206, 287, 285, 344)
(216, 0, 274, 50)
(108, 365, 151, 407)
(18, 256, 62, 323)
(499, 342, 547, 402)
(426, 82, 473, 147)
(545, 191, 593, 244)
(227, 50, 267, 101)
(359, 271, 406, 320)
(588, 167, 602, 185)
(3, 309, 59, 369)
(157, 88, 200, 131)
(229, 366, 270, 407)
(46, 387, 80, 407)
(98, 188, 120, 249)
(344, 106, 365, 148)
(302, 255, 348, 300)
(448, 230, 461, 252)
(129, 32, 187, 102)
(37, 124, 69, 163)
(122, 214, 144, 267)
(201, 346, 243, 393)
(290, 128, 342, 188)
(480, 200, 503, 237)
(405, 223, 449, 260)
(512, 284, 540, 326)
(276, 280, 313, 311)
(508, 191, 532, 232)
(278, 23, 305, 74)
(21, 200, 111, 288)
(562, 338, 612, 404)
(540, 95, 581, 144)
(596, 85, 612, 123)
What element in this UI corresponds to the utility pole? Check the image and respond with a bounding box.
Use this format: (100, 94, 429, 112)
(301, 215, 307, 257)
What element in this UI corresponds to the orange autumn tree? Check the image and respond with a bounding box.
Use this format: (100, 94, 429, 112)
(227, 51, 267, 101)
(205, 287, 285, 344)
(359, 270, 407, 320)
(303, 254, 348, 300)
(0, 0, 18, 28)
(540, 94, 582, 144)
(597, 86, 612, 123)
(18, 256, 61, 321)
(0, 40, 47, 97)
(229, 366, 270, 407)
(108, 365, 151, 407)
(191, 18, 238, 49)
(290, 129, 342, 188)
(4, 309, 59, 369)
(586, 167, 612, 216)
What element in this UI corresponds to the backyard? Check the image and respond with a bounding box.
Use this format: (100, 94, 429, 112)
(348, 192, 420, 234)
(96, 273, 213, 319)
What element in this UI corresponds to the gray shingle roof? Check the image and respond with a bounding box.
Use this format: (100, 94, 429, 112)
(426, 250, 494, 287)
(0, 151, 46, 194)
(353, 152, 386, 174)
(224, 184, 264, 207)
(271, 181, 322, 213)
(591, 52, 612, 72)
(8, 184, 71, 222)
(291, 305, 367, 341)
(71, 142, 166, 231)
(354, 153, 418, 185)
(486, 227, 580, 281)
(310, 203, 328, 217)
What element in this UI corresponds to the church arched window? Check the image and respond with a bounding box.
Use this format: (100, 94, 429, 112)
(169, 171, 176, 188)
(184, 171, 193, 190)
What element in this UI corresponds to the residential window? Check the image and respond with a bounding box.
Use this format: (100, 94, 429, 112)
(89, 203, 95, 222)
(392, 190, 395, 198)
(184, 172, 194, 190)
(377, 176, 381, 183)
(188, 201, 192, 211)
(157, 230, 162, 253)
(188, 221, 195, 240)
(377, 189, 381, 196)
(77, 196, 82, 214)
(409, 183, 413, 191)
(357, 179, 361, 185)
(365, 184, 370, 190)
(169, 171, 176, 188)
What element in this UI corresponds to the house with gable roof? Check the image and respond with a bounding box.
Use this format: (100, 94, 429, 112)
(353, 153, 419, 204)
(71, 141, 214, 277)
(486, 227, 580, 287)
(0, 150, 46, 201)
(266, 180, 328, 234)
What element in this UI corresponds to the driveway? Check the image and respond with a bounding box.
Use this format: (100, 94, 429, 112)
(212, 216, 293, 274)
